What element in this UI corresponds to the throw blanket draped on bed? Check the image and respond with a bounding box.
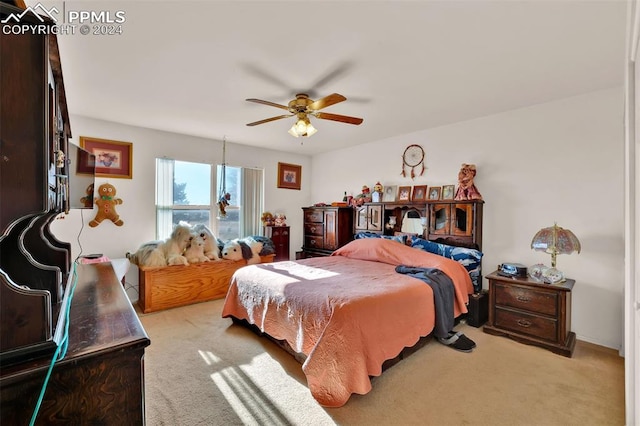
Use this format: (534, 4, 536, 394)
(221, 238, 473, 407)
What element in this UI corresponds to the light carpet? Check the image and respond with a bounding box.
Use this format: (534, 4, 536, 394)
(139, 299, 624, 426)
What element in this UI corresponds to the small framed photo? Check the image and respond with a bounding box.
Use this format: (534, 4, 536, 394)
(412, 185, 427, 202)
(429, 186, 442, 200)
(398, 186, 412, 202)
(383, 185, 397, 202)
(79, 136, 132, 179)
(277, 162, 302, 190)
(442, 184, 455, 200)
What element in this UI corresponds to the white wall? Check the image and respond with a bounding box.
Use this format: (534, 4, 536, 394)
(311, 87, 624, 350)
(50, 116, 312, 300)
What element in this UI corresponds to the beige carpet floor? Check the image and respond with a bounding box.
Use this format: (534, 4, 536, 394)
(138, 299, 624, 426)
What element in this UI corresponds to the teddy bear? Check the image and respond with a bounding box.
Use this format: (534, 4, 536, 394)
(191, 223, 221, 260)
(261, 211, 274, 226)
(183, 235, 210, 264)
(89, 183, 124, 227)
(80, 183, 94, 208)
(454, 163, 483, 201)
(221, 237, 264, 265)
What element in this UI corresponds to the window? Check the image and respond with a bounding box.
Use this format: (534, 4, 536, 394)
(155, 158, 263, 241)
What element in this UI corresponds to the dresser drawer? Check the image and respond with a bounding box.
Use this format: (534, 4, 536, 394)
(304, 236, 324, 249)
(494, 307, 558, 342)
(304, 210, 324, 223)
(495, 282, 558, 316)
(304, 222, 324, 236)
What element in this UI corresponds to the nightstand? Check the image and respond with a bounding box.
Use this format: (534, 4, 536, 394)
(483, 271, 576, 357)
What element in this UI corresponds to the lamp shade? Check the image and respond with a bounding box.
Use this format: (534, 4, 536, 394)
(531, 223, 581, 268)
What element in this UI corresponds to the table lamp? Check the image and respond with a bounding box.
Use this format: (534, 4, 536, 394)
(530, 223, 581, 283)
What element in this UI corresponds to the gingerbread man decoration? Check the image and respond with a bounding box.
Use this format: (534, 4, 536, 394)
(89, 183, 124, 227)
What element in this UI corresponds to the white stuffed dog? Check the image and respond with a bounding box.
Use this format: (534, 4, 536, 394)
(127, 224, 193, 267)
(184, 235, 210, 264)
(191, 224, 221, 261)
(126, 241, 166, 267)
(221, 237, 263, 265)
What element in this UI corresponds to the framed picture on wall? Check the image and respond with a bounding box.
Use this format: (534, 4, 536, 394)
(412, 185, 427, 202)
(277, 162, 302, 190)
(398, 186, 411, 202)
(79, 136, 133, 179)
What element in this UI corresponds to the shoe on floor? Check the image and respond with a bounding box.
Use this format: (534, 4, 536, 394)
(438, 331, 475, 353)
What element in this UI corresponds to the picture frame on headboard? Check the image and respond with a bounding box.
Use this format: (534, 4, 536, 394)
(383, 185, 397, 202)
(412, 185, 427, 202)
(429, 186, 441, 200)
(442, 185, 455, 200)
(398, 186, 411, 202)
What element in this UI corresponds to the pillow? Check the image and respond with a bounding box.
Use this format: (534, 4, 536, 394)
(411, 237, 483, 292)
(354, 231, 407, 245)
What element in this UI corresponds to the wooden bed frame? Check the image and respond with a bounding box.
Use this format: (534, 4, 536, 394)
(137, 254, 275, 313)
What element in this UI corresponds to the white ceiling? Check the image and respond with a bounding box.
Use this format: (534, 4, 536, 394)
(39, 0, 627, 155)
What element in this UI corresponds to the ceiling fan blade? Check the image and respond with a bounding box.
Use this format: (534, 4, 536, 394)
(308, 93, 347, 111)
(246, 114, 293, 126)
(314, 112, 363, 125)
(246, 98, 291, 111)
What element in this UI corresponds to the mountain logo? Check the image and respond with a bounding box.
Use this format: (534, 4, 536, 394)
(1, 3, 59, 24)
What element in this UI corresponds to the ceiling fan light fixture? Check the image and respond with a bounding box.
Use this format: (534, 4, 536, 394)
(288, 116, 317, 137)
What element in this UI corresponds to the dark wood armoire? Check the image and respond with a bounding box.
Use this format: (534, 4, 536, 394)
(0, 2, 150, 424)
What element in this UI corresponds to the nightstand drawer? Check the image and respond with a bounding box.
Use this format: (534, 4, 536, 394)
(304, 223, 324, 236)
(495, 282, 558, 316)
(494, 307, 557, 342)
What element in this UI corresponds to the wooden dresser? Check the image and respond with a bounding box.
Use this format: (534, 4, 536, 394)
(483, 271, 576, 357)
(263, 226, 290, 261)
(0, 263, 150, 424)
(300, 207, 354, 257)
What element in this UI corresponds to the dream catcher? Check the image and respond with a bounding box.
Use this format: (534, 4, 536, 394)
(217, 136, 231, 218)
(401, 144, 425, 179)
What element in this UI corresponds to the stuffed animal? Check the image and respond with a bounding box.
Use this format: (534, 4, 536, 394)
(80, 183, 94, 208)
(261, 211, 274, 226)
(221, 237, 263, 265)
(454, 163, 483, 201)
(191, 224, 221, 260)
(126, 241, 166, 267)
(89, 183, 124, 227)
(126, 224, 193, 267)
(183, 235, 210, 264)
(161, 224, 193, 266)
(274, 214, 287, 226)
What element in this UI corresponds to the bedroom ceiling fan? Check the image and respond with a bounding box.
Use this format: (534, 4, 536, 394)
(245, 93, 364, 138)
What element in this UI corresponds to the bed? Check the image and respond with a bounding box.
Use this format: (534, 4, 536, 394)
(221, 237, 475, 407)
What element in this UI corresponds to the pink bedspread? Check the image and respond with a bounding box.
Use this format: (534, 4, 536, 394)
(221, 238, 474, 407)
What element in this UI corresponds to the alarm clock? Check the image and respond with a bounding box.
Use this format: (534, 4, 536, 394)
(498, 263, 528, 278)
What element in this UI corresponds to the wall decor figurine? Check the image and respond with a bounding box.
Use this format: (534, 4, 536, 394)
(454, 163, 483, 200)
(89, 182, 124, 227)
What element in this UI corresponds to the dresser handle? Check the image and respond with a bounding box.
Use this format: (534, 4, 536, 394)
(516, 319, 532, 328)
(516, 296, 531, 303)
(310, 226, 316, 233)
